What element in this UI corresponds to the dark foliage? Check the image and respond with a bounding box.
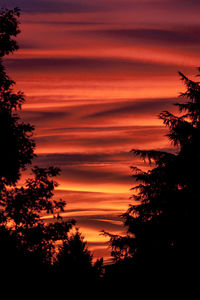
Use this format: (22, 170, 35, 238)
(0, 7, 103, 290)
(0, 7, 20, 57)
(54, 229, 103, 284)
(0, 8, 74, 259)
(0, 7, 35, 185)
(104, 70, 200, 288)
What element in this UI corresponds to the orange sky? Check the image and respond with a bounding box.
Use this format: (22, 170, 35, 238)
(4, 0, 200, 263)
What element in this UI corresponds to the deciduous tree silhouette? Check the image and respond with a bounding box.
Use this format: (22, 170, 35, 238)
(105, 70, 200, 286)
(0, 7, 35, 185)
(0, 8, 102, 287)
(0, 7, 20, 57)
(0, 8, 75, 282)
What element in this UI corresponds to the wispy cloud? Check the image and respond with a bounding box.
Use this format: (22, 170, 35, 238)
(6, 0, 200, 260)
(6, 0, 105, 14)
(5, 57, 183, 73)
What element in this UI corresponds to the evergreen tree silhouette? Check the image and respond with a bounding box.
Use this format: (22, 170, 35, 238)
(55, 228, 103, 285)
(104, 70, 200, 288)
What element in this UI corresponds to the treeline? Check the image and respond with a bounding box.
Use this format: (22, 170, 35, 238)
(0, 7, 198, 292)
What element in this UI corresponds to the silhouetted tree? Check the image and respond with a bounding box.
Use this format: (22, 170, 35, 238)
(105, 70, 200, 285)
(0, 8, 76, 278)
(0, 8, 102, 288)
(2, 167, 75, 263)
(0, 7, 20, 57)
(55, 228, 103, 284)
(0, 7, 35, 185)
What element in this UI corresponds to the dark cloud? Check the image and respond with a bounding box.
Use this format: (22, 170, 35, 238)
(4, 57, 182, 74)
(48, 125, 156, 133)
(34, 134, 131, 149)
(58, 165, 131, 184)
(54, 189, 130, 203)
(20, 110, 70, 124)
(34, 151, 133, 166)
(89, 28, 200, 46)
(34, 129, 164, 149)
(31, 122, 167, 152)
(7, 0, 200, 14)
(31, 152, 132, 185)
(18, 42, 39, 50)
(32, 126, 167, 163)
(5, 57, 174, 73)
(68, 214, 123, 231)
(6, 0, 104, 14)
(118, 0, 200, 12)
(23, 20, 106, 26)
(85, 98, 178, 119)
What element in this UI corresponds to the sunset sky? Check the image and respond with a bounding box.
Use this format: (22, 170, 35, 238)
(3, 0, 200, 262)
